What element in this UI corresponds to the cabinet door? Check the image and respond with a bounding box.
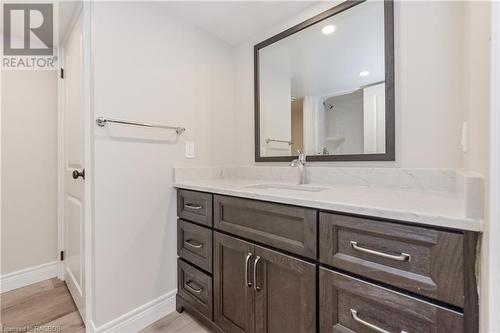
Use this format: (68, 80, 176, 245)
(214, 232, 255, 333)
(254, 245, 316, 333)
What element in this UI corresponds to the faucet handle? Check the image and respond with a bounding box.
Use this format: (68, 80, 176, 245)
(297, 150, 306, 163)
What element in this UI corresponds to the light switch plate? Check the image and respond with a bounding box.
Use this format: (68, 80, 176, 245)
(185, 141, 195, 158)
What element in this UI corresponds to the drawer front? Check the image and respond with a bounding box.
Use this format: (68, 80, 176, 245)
(319, 213, 464, 307)
(178, 219, 213, 273)
(177, 259, 213, 319)
(177, 190, 213, 226)
(319, 268, 463, 333)
(214, 195, 317, 259)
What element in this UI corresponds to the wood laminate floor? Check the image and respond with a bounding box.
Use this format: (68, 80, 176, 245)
(140, 311, 212, 333)
(1, 278, 212, 333)
(0, 278, 85, 332)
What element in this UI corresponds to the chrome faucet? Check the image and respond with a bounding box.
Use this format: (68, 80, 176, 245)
(290, 150, 306, 185)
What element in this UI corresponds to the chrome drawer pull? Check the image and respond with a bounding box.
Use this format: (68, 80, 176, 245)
(184, 203, 203, 210)
(184, 240, 203, 249)
(245, 253, 253, 287)
(351, 309, 409, 333)
(185, 280, 203, 293)
(350, 241, 411, 262)
(253, 256, 261, 292)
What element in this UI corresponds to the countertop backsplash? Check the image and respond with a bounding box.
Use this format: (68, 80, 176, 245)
(173, 166, 484, 231)
(174, 166, 482, 194)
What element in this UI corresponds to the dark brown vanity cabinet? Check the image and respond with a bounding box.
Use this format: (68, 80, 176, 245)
(253, 244, 316, 333)
(319, 268, 464, 333)
(213, 232, 316, 333)
(214, 195, 317, 259)
(178, 219, 213, 273)
(319, 213, 465, 307)
(178, 189, 213, 227)
(213, 232, 255, 333)
(177, 259, 213, 319)
(176, 189, 479, 333)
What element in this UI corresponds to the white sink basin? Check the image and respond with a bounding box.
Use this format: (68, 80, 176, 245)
(244, 183, 327, 192)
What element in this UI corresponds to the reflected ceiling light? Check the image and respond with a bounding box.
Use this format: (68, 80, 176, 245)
(321, 25, 336, 35)
(359, 70, 370, 77)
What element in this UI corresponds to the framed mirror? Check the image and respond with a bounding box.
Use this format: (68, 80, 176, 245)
(254, 0, 394, 162)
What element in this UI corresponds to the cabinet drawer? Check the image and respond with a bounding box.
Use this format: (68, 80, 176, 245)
(178, 259, 213, 320)
(320, 268, 463, 333)
(214, 195, 317, 259)
(177, 190, 213, 226)
(178, 219, 213, 273)
(319, 213, 464, 307)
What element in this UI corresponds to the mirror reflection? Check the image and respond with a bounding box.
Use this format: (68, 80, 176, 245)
(258, 1, 387, 158)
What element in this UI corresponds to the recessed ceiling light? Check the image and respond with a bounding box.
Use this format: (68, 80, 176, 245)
(321, 25, 336, 35)
(359, 70, 370, 77)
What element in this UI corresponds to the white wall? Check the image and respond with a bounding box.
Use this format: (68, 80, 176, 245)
(324, 91, 364, 154)
(1, 70, 59, 274)
(233, 1, 468, 168)
(462, 2, 491, 332)
(488, 4, 500, 332)
(260, 64, 291, 156)
(463, 2, 490, 178)
(91, 1, 234, 327)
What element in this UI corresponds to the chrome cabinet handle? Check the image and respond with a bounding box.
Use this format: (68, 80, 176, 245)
(351, 309, 409, 333)
(253, 256, 261, 292)
(245, 253, 253, 287)
(350, 241, 411, 262)
(184, 240, 203, 249)
(185, 280, 202, 293)
(184, 203, 202, 210)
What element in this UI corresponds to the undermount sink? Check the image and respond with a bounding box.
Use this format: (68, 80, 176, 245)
(244, 183, 327, 192)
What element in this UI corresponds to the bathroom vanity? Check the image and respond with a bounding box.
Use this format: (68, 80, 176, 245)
(175, 1, 481, 331)
(174, 178, 480, 333)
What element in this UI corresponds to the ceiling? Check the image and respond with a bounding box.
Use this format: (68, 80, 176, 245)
(59, 1, 81, 44)
(2, 1, 319, 48)
(159, 1, 320, 45)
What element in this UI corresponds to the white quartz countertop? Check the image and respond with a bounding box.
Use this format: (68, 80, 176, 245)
(174, 179, 482, 232)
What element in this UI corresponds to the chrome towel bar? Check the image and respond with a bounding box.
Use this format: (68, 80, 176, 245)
(96, 117, 186, 135)
(265, 138, 293, 145)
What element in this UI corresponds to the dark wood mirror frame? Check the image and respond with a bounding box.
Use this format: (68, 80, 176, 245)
(254, 0, 395, 162)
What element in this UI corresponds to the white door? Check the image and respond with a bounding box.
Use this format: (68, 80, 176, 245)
(63, 12, 85, 320)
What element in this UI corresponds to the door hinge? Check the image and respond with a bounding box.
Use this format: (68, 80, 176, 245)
(60, 68, 64, 79)
(60, 251, 65, 261)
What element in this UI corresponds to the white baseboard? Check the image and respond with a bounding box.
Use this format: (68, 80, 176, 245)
(92, 289, 177, 333)
(1, 261, 60, 293)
